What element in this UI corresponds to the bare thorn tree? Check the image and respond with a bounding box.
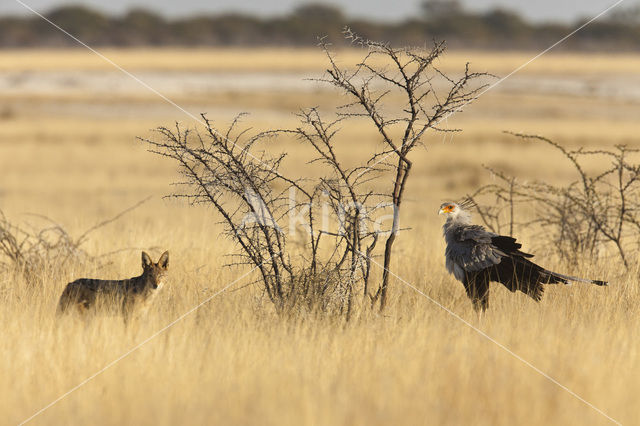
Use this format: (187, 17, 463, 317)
(142, 31, 489, 316)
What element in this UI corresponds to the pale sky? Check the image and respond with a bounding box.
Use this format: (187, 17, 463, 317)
(1, 0, 630, 23)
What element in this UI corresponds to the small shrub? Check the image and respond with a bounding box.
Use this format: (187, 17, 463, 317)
(0, 197, 150, 284)
(470, 133, 640, 269)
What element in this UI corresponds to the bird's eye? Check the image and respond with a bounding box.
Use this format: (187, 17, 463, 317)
(448, 205, 454, 210)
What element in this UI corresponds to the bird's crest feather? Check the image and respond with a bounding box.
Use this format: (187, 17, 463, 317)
(458, 197, 476, 211)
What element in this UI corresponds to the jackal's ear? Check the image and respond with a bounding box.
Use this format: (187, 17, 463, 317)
(158, 251, 169, 269)
(142, 251, 152, 268)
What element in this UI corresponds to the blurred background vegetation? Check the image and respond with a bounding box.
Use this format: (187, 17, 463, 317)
(2, 0, 640, 50)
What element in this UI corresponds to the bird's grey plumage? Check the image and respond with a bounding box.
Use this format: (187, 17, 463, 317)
(439, 200, 607, 311)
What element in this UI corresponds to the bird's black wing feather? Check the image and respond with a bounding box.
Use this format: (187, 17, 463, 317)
(488, 234, 567, 299)
(491, 235, 534, 258)
(454, 228, 563, 305)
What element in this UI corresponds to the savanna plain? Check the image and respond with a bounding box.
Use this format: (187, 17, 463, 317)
(1, 48, 639, 425)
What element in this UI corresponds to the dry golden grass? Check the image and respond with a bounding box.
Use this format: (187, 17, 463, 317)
(1, 48, 639, 425)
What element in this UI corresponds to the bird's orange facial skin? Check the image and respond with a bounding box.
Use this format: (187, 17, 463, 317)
(439, 204, 455, 214)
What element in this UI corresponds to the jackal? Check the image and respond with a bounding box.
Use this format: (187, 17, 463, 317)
(57, 251, 169, 318)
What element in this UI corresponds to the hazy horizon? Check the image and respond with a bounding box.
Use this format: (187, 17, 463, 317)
(1, 0, 629, 23)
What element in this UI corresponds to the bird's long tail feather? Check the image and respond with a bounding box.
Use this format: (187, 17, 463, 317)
(542, 270, 608, 286)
